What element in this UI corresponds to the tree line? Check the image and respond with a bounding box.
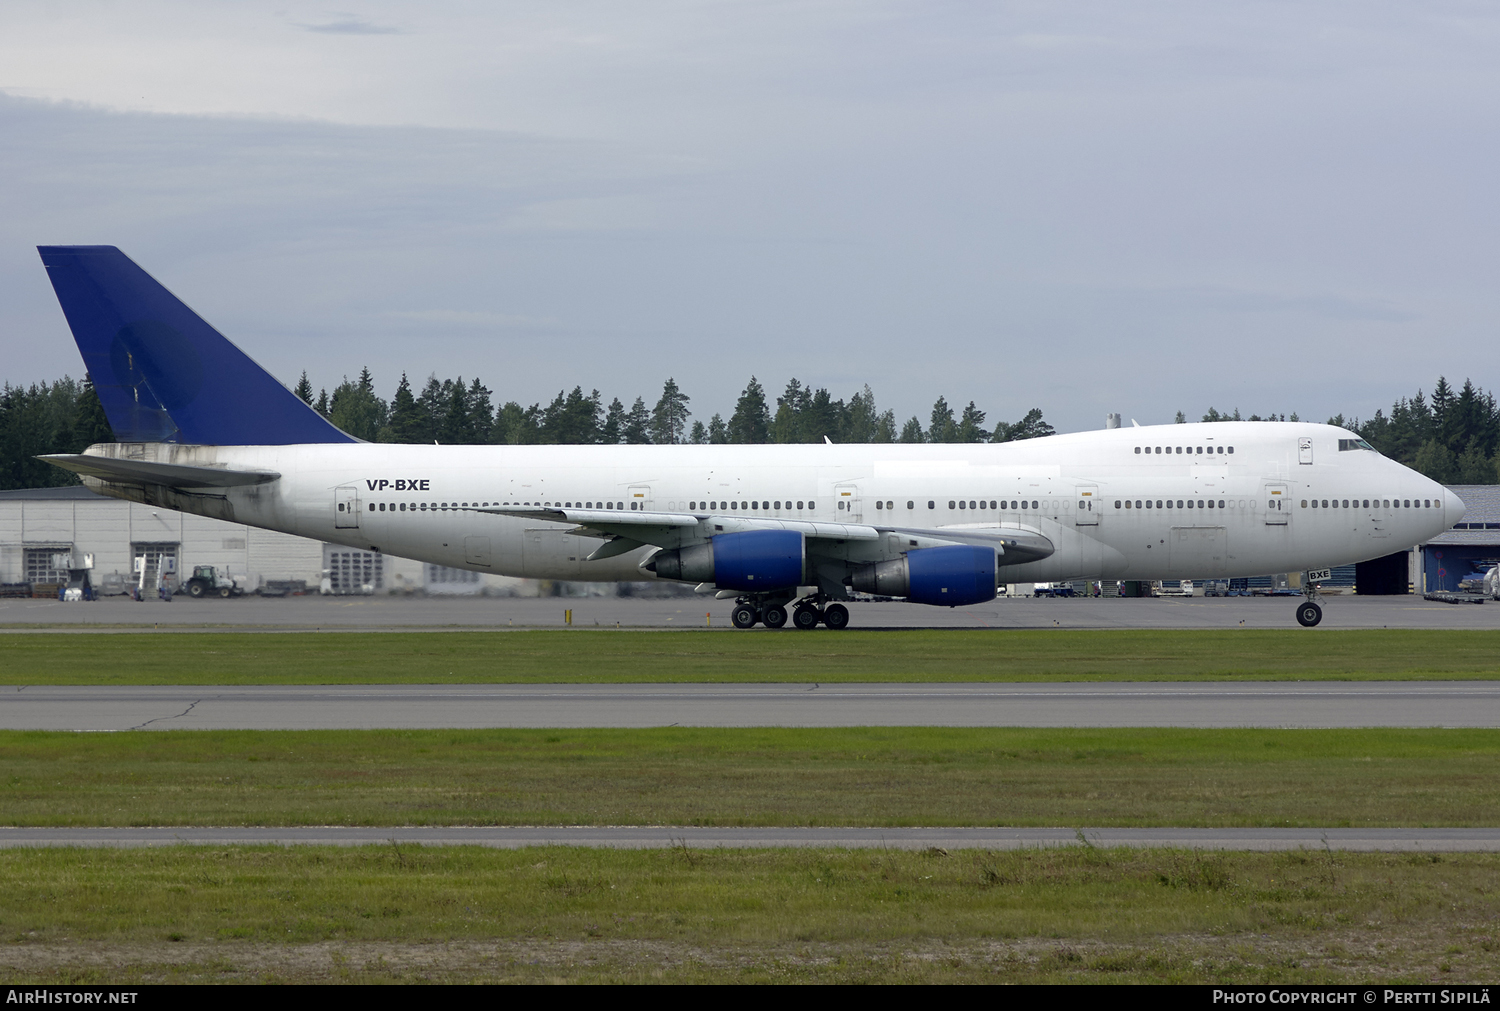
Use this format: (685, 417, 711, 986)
(0, 377, 113, 490)
(1193, 376, 1500, 484)
(300, 370, 1056, 451)
(4, 369, 1497, 489)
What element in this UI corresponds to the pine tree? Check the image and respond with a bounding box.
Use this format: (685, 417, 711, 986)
(899, 416, 925, 443)
(802, 388, 843, 444)
(707, 413, 728, 444)
(601, 398, 627, 445)
(74, 376, 114, 446)
(440, 379, 474, 444)
(873, 409, 897, 443)
(728, 377, 770, 444)
(843, 385, 879, 443)
(1413, 439, 1455, 483)
(771, 378, 808, 443)
(1456, 438, 1492, 484)
(293, 372, 314, 405)
(383, 373, 426, 443)
(543, 387, 602, 444)
(650, 378, 691, 444)
(493, 401, 540, 444)
(955, 401, 989, 442)
(416, 376, 446, 443)
(689, 420, 708, 445)
(623, 397, 653, 444)
(993, 408, 1053, 442)
(929, 396, 956, 443)
(465, 378, 494, 443)
(328, 369, 387, 441)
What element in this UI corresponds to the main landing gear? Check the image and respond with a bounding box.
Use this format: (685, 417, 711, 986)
(731, 595, 849, 630)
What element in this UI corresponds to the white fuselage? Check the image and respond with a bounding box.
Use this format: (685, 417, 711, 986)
(82, 422, 1461, 586)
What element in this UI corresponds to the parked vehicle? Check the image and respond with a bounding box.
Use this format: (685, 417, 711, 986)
(184, 565, 248, 599)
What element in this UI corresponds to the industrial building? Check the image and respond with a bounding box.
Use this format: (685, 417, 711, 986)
(0, 486, 505, 597)
(1416, 485, 1500, 593)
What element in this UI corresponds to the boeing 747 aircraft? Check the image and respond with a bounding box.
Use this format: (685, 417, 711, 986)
(36, 246, 1463, 629)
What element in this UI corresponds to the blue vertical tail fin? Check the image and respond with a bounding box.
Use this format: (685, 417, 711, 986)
(38, 245, 355, 445)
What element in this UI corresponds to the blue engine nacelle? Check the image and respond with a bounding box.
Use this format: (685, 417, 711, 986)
(847, 545, 997, 606)
(644, 530, 805, 592)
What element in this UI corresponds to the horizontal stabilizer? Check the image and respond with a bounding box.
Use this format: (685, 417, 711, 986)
(40, 454, 280, 489)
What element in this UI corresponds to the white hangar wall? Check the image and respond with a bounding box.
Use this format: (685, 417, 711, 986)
(0, 486, 324, 586)
(0, 486, 523, 595)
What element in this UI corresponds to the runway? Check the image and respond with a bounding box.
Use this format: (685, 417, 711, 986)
(9, 681, 1500, 729)
(4, 593, 1499, 631)
(4, 825, 1499, 851)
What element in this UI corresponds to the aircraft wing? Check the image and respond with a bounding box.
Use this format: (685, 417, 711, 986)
(471, 506, 1052, 565)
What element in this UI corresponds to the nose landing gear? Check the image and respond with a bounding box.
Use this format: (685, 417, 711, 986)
(1295, 570, 1327, 627)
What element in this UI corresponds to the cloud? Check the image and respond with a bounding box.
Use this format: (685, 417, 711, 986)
(385, 310, 560, 331)
(1167, 286, 1419, 323)
(300, 14, 402, 36)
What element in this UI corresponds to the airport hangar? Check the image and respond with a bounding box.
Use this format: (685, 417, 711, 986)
(4, 484, 1495, 600)
(0, 485, 499, 598)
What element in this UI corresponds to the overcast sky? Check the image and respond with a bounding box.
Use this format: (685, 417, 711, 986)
(3, 1, 1497, 433)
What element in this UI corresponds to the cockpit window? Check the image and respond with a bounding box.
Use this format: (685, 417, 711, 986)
(1338, 438, 1376, 452)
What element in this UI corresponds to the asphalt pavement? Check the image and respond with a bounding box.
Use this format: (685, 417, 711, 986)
(8, 681, 1500, 729)
(2, 593, 1498, 631)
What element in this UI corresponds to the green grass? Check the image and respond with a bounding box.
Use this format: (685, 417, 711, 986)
(4, 846, 1499, 983)
(4, 628, 1500, 684)
(6, 727, 1500, 827)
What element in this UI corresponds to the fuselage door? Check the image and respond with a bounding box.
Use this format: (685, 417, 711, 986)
(1298, 438, 1313, 465)
(1075, 485, 1100, 526)
(628, 484, 652, 512)
(835, 482, 861, 522)
(335, 485, 360, 528)
(1263, 482, 1289, 526)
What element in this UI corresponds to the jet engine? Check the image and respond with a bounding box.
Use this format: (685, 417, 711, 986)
(847, 544, 998, 606)
(644, 530, 805, 591)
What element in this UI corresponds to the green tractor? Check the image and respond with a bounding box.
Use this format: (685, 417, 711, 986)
(184, 565, 244, 599)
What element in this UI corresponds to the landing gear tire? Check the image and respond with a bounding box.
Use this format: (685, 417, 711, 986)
(731, 604, 759, 629)
(792, 605, 821, 631)
(823, 603, 850, 630)
(762, 605, 788, 629)
(1296, 602, 1323, 627)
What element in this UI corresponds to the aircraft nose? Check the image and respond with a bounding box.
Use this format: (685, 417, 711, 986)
(1444, 487, 1467, 527)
